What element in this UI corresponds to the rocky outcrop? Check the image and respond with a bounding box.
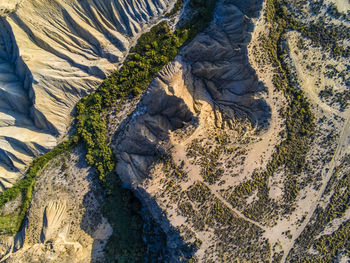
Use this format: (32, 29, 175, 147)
(0, 0, 22, 16)
(113, 0, 270, 260)
(114, 0, 269, 188)
(0, 148, 112, 262)
(41, 201, 67, 242)
(114, 60, 195, 187)
(0, 0, 174, 188)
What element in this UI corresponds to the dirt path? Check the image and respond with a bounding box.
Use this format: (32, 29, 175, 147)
(280, 109, 350, 262)
(174, 119, 268, 232)
(201, 181, 267, 231)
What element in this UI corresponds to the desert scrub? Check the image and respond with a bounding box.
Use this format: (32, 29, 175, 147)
(280, 1, 350, 58)
(0, 0, 218, 258)
(182, 181, 270, 262)
(187, 181, 211, 203)
(161, 154, 188, 180)
(178, 201, 195, 218)
(225, 0, 316, 224)
(292, 220, 350, 263)
(0, 138, 77, 234)
(185, 132, 230, 184)
(319, 86, 350, 111)
(288, 155, 350, 262)
(165, 0, 185, 17)
(312, 220, 350, 262)
(75, 0, 218, 260)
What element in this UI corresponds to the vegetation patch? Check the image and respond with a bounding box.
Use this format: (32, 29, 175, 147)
(0, 0, 219, 261)
(165, 0, 185, 17)
(75, 0, 217, 259)
(181, 181, 270, 262)
(0, 0, 217, 258)
(186, 133, 230, 184)
(288, 155, 350, 262)
(0, 138, 77, 234)
(319, 86, 350, 112)
(274, 0, 350, 58)
(226, 0, 316, 224)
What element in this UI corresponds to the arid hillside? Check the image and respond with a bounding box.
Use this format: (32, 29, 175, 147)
(0, 0, 349, 262)
(0, 0, 173, 188)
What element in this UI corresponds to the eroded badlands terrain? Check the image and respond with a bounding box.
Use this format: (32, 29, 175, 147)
(0, 0, 349, 262)
(0, 0, 173, 188)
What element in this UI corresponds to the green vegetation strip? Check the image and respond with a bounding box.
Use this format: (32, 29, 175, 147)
(75, 0, 216, 181)
(228, 0, 316, 222)
(0, 138, 77, 235)
(165, 0, 185, 17)
(76, 0, 217, 260)
(0, 0, 217, 260)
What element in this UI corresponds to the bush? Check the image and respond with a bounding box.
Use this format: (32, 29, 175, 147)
(0, 0, 219, 258)
(74, 0, 219, 260)
(227, 0, 316, 222)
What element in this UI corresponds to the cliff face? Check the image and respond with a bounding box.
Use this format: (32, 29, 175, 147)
(114, 0, 268, 188)
(112, 0, 272, 261)
(111, 0, 350, 261)
(1, 0, 349, 261)
(0, 0, 173, 188)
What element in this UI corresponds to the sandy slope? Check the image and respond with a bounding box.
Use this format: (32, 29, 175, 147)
(0, 147, 112, 262)
(0, 0, 174, 188)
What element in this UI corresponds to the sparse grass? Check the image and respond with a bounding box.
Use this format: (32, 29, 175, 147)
(0, 0, 218, 256)
(289, 155, 350, 262)
(181, 181, 270, 262)
(186, 132, 230, 184)
(225, 0, 316, 223)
